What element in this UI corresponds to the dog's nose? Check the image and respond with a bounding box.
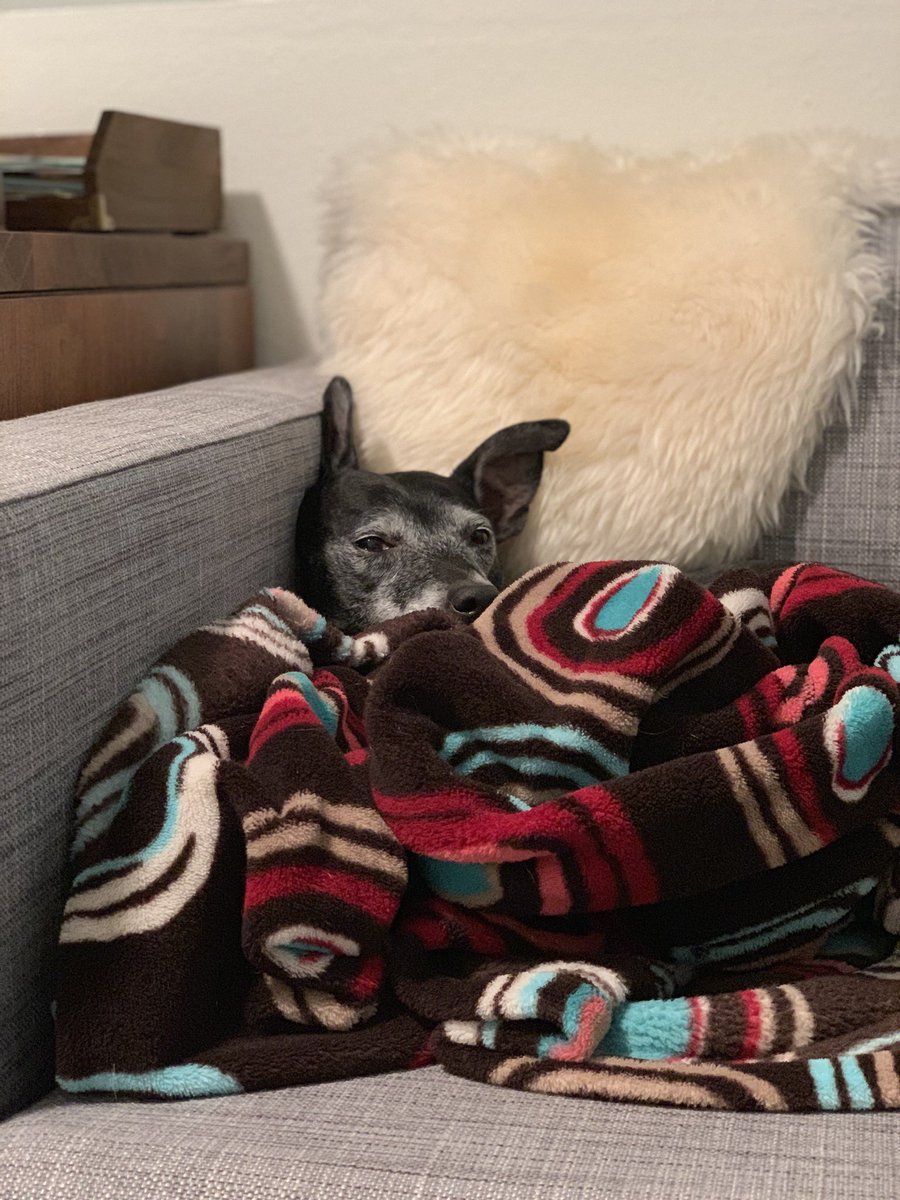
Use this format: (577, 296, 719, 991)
(449, 581, 499, 620)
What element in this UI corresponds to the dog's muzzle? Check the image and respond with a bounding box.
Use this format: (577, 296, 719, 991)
(448, 581, 499, 620)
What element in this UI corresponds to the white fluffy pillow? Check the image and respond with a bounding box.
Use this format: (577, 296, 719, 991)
(320, 133, 900, 573)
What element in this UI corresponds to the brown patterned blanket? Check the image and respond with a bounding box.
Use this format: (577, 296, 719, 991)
(56, 562, 900, 1111)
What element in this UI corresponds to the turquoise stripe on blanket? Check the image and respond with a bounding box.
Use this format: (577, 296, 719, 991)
(58, 1064, 242, 1098)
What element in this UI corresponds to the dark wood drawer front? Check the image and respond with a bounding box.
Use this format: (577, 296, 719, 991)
(2, 285, 254, 419)
(0, 232, 249, 294)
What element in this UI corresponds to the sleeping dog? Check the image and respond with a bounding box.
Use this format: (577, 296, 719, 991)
(296, 378, 569, 632)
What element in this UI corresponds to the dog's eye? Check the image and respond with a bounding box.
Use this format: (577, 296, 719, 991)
(471, 526, 493, 547)
(355, 535, 391, 554)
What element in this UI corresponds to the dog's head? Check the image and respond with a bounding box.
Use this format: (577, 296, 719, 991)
(295, 378, 569, 632)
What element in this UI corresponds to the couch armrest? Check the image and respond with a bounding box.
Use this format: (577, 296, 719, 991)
(0, 363, 323, 1117)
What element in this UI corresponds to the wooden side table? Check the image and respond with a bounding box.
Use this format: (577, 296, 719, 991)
(1, 231, 254, 419)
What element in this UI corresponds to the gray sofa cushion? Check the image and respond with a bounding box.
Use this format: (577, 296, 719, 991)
(756, 210, 900, 587)
(2, 1068, 897, 1200)
(0, 364, 323, 1119)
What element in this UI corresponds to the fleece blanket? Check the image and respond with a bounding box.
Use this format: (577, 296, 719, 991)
(56, 562, 900, 1112)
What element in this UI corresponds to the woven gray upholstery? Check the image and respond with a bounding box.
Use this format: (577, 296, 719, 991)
(756, 210, 900, 586)
(2, 1068, 898, 1200)
(0, 364, 323, 1119)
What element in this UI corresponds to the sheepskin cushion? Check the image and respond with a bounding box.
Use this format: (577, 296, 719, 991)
(320, 133, 900, 574)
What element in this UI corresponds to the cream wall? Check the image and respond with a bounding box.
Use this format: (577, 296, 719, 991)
(2, 0, 898, 365)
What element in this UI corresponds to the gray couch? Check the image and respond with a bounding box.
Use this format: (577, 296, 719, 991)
(1, 212, 898, 1199)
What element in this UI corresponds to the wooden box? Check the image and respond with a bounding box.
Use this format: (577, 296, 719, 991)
(0, 111, 222, 233)
(1, 231, 254, 419)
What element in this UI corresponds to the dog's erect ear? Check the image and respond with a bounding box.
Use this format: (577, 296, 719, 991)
(451, 419, 570, 542)
(321, 376, 358, 473)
